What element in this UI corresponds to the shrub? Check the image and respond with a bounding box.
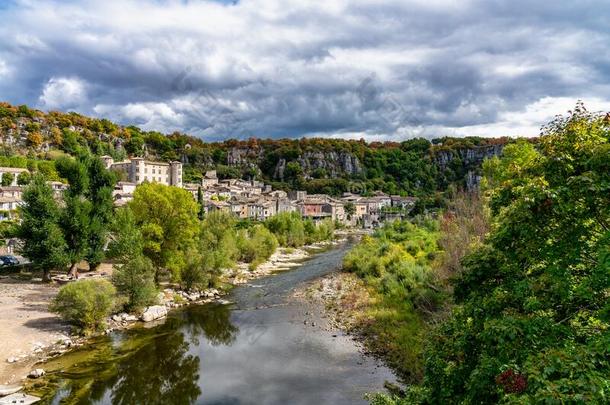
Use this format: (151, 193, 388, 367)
(181, 251, 211, 290)
(250, 225, 278, 258)
(50, 279, 117, 334)
(264, 212, 305, 247)
(199, 210, 239, 270)
(112, 255, 157, 311)
(236, 225, 278, 270)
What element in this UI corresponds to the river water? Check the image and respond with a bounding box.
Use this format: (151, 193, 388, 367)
(34, 242, 397, 404)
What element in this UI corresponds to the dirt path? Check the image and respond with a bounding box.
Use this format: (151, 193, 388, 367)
(0, 278, 71, 384)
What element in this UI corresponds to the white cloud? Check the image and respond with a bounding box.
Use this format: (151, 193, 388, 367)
(1, 0, 609, 139)
(450, 97, 610, 137)
(0, 59, 8, 77)
(38, 77, 88, 110)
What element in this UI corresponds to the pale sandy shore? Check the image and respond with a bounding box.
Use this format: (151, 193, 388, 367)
(0, 278, 71, 385)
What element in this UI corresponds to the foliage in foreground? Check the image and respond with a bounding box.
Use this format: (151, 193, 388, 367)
(50, 279, 117, 334)
(400, 104, 610, 404)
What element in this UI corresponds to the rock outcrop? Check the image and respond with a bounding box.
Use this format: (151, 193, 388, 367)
(433, 144, 504, 190)
(433, 144, 504, 171)
(229, 146, 363, 181)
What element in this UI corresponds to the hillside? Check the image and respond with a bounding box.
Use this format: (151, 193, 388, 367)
(0, 102, 515, 201)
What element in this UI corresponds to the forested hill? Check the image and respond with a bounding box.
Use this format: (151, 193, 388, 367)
(0, 102, 518, 201)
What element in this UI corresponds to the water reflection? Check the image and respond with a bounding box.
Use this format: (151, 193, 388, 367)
(39, 303, 238, 404)
(182, 304, 238, 346)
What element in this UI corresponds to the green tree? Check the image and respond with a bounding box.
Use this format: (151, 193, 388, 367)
(112, 255, 157, 312)
(198, 210, 238, 272)
(85, 156, 116, 270)
(61, 194, 92, 278)
(16, 175, 68, 281)
(416, 104, 610, 404)
(56, 156, 92, 278)
(56, 155, 116, 276)
(16, 171, 31, 186)
(197, 186, 205, 220)
(1, 172, 14, 187)
(264, 211, 305, 247)
(130, 183, 199, 282)
(180, 249, 210, 290)
(284, 161, 303, 184)
(108, 208, 157, 311)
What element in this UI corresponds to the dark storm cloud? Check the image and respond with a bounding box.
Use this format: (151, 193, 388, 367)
(0, 0, 609, 140)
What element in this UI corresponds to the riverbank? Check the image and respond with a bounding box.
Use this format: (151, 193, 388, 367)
(0, 238, 345, 388)
(294, 270, 420, 384)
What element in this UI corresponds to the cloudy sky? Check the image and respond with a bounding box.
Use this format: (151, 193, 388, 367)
(1, 0, 609, 141)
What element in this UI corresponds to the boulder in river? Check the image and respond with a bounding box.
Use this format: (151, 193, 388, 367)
(141, 305, 168, 322)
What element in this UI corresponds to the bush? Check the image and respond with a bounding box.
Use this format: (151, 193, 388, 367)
(50, 279, 117, 334)
(264, 212, 305, 247)
(112, 255, 157, 311)
(199, 210, 239, 270)
(236, 225, 278, 270)
(248, 225, 278, 270)
(181, 251, 211, 290)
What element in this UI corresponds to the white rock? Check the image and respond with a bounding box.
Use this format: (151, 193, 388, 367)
(27, 369, 45, 379)
(6, 357, 17, 363)
(111, 314, 122, 322)
(0, 384, 22, 396)
(141, 305, 168, 322)
(123, 314, 138, 322)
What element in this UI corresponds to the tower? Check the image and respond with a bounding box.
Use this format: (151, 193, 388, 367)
(169, 161, 183, 187)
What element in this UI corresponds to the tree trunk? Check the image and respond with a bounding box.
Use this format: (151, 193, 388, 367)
(67, 262, 79, 279)
(42, 269, 52, 283)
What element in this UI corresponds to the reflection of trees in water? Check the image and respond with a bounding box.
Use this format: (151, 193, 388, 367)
(61, 331, 201, 405)
(182, 303, 239, 346)
(47, 304, 238, 404)
(109, 331, 201, 404)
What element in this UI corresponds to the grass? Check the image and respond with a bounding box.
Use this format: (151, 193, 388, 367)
(340, 219, 446, 383)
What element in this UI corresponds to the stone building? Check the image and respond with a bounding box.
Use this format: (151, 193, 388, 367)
(102, 156, 182, 187)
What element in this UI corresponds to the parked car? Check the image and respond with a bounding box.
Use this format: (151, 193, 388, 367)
(0, 255, 19, 266)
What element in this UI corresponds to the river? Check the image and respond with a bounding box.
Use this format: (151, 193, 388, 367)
(32, 241, 397, 404)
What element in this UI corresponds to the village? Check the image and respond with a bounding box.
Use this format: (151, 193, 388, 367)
(0, 156, 417, 231)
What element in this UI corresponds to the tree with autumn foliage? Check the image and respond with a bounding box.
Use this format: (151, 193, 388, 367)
(398, 103, 610, 404)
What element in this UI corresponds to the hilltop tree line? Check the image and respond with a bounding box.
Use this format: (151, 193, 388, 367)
(0, 102, 517, 204)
